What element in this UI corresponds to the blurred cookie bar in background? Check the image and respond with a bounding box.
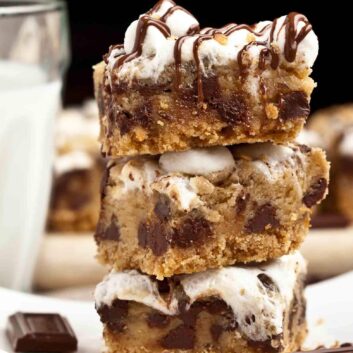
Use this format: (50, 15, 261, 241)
(47, 100, 103, 232)
(302, 104, 353, 227)
(335, 126, 353, 221)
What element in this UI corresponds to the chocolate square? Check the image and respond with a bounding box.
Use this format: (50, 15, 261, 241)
(6, 312, 77, 352)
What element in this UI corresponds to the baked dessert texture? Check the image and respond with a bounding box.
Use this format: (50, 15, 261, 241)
(94, 0, 319, 157)
(95, 252, 307, 353)
(308, 105, 353, 221)
(48, 105, 103, 232)
(296, 128, 326, 217)
(336, 127, 353, 221)
(95, 143, 329, 278)
(308, 104, 353, 157)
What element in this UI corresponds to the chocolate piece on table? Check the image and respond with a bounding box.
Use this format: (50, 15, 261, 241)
(6, 312, 77, 352)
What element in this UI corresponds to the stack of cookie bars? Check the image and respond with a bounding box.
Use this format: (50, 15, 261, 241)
(92, 1, 330, 352)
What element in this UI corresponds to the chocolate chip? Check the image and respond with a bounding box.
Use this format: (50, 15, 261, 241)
(205, 299, 230, 315)
(50, 170, 91, 211)
(236, 193, 250, 214)
(116, 110, 133, 136)
(134, 103, 153, 128)
(210, 324, 223, 342)
(138, 221, 169, 256)
(137, 222, 149, 248)
(202, 75, 221, 100)
(147, 313, 170, 328)
(298, 144, 312, 154)
(278, 91, 310, 121)
(303, 178, 328, 207)
(245, 203, 280, 233)
(257, 273, 279, 292)
(202, 75, 249, 126)
(97, 300, 128, 333)
(161, 325, 195, 349)
(114, 102, 153, 136)
(105, 217, 120, 240)
(95, 216, 120, 241)
(245, 314, 256, 325)
(154, 195, 171, 221)
(214, 95, 250, 126)
(178, 86, 198, 102)
(179, 304, 203, 327)
(171, 216, 212, 248)
(156, 278, 171, 294)
(111, 81, 129, 95)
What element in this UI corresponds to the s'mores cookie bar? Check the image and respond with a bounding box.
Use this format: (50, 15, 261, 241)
(48, 106, 103, 232)
(309, 104, 353, 156)
(336, 127, 353, 221)
(309, 104, 353, 222)
(95, 143, 329, 278)
(94, 0, 318, 157)
(95, 252, 307, 353)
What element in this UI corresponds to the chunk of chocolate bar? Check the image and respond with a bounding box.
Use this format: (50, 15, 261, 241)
(6, 312, 77, 352)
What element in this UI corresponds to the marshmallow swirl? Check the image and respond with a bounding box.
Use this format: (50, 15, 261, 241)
(95, 252, 306, 343)
(106, 0, 318, 91)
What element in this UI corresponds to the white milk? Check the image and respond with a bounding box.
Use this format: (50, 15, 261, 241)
(0, 61, 62, 290)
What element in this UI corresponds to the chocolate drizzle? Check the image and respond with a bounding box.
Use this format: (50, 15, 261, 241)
(282, 12, 312, 62)
(147, 0, 175, 14)
(160, 5, 196, 24)
(114, 16, 171, 70)
(147, 0, 200, 34)
(103, 44, 124, 64)
(108, 2, 314, 101)
(237, 41, 266, 78)
(192, 35, 213, 102)
(174, 35, 190, 90)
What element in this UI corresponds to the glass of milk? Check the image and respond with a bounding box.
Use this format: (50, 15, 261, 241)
(0, 1, 70, 290)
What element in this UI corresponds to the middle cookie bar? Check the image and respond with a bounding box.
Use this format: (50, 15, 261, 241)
(95, 142, 329, 278)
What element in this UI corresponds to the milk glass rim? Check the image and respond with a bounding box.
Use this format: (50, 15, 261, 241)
(0, 0, 66, 17)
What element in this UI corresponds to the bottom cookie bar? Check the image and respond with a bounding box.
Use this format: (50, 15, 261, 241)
(95, 252, 307, 353)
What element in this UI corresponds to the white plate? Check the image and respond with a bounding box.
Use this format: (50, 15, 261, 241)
(0, 288, 102, 353)
(2, 271, 353, 352)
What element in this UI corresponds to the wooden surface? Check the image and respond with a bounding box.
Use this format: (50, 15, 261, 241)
(34, 228, 353, 290)
(34, 233, 106, 291)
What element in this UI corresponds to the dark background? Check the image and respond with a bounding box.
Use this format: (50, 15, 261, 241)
(64, 0, 349, 113)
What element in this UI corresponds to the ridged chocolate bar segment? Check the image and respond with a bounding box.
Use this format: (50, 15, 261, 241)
(6, 312, 77, 353)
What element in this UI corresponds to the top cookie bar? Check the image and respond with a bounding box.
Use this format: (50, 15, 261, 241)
(94, 0, 318, 156)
